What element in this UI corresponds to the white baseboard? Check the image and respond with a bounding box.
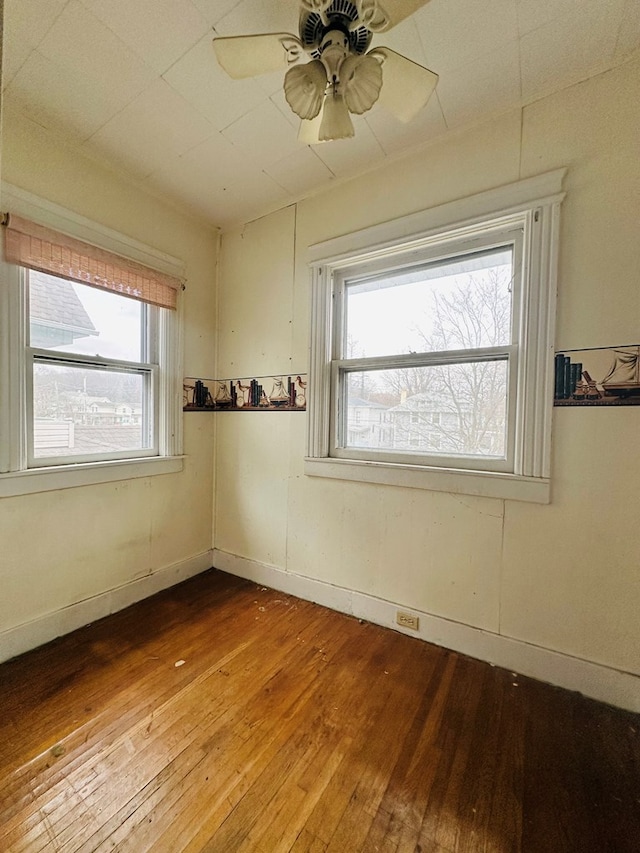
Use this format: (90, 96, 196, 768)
(213, 548, 640, 714)
(0, 550, 214, 664)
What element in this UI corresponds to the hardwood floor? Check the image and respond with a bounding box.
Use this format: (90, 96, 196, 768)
(0, 569, 638, 852)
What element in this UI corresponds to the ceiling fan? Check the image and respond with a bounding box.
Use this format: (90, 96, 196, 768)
(213, 0, 438, 143)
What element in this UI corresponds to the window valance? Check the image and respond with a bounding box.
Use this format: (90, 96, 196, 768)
(4, 214, 181, 309)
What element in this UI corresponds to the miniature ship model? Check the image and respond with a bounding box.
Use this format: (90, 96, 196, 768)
(601, 347, 640, 397)
(214, 382, 233, 406)
(269, 377, 291, 406)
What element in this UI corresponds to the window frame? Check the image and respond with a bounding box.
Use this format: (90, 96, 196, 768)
(329, 228, 522, 474)
(305, 170, 566, 504)
(0, 184, 184, 497)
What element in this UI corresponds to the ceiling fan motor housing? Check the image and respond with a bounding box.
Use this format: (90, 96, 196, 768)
(300, 0, 373, 59)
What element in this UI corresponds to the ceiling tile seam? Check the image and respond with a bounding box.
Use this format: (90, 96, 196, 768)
(514, 3, 570, 41)
(159, 72, 227, 132)
(611, 0, 636, 64)
(73, 0, 158, 76)
(413, 10, 437, 76)
(40, 3, 167, 145)
(32, 0, 72, 51)
(6, 47, 144, 148)
(3, 0, 72, 90)
(91, 97, 221, 164)
(441, 36, 523, 85)
(519, 54, 629, 111)
(268, 91, 300, 127)
(2, 52, 32, 92)
(216, 136, 297, 177)
(261, 169, 308, 197)
(160, 67, 269, 138)
(73, 0, 201, 82)
(78, 81, 217, 153)
(433, 90, 450, 132)
(215, 99, 277, 136)
(516, 27, 524, 112)
(308, 148, 338, 180)
(517, 104, 524, 183)
(171, 126, 230, 164)
(154, 26, 217, 79)
(363, 114, 394, 158)
(81, 78, 161, 145)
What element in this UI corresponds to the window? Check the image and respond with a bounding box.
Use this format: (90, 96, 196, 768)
(28, 271, 158, 466)
(338, 241, 516, 471)
(0, 186, 184, 496)
(306, 170, 566, 503)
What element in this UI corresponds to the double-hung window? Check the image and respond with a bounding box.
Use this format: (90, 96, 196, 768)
(0, 187, 184, 496)
(306, 171, 565, 503)
(27, 269, 159, 466)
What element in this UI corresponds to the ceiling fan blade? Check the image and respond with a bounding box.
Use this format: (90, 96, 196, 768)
(213, 33, 303, 79)
(370, 47, 438, 122)
(356, 0, 432, 33)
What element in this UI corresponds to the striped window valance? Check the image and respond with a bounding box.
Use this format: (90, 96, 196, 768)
(4, 214, 181, 310)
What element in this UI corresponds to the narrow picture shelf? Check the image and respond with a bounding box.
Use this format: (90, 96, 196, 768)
(183, 374, 307, 412)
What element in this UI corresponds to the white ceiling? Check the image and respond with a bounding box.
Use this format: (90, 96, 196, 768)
(3, 0, 639, 230)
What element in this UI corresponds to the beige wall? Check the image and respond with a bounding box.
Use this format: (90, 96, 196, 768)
(0, 111, 217, 638)
(215, 55, 640, 681)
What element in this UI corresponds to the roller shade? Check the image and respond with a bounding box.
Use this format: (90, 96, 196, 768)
(4, 214, 181, 310)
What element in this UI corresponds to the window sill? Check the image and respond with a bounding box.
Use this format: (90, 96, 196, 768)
(0, 456, 184, 498)
(304, 457, 550, 504)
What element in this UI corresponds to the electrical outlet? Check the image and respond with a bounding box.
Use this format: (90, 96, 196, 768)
(396, 611, 419, 631)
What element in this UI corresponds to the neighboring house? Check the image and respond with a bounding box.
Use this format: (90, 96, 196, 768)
(29, 271, 98, 348)
(78, 397, 142, 426)
(384, 390, 504, 457)
(386, 392, 462, 453)
(346, 396, 388, 448)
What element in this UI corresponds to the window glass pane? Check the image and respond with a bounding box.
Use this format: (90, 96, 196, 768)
(33, 362, 150, 459)
(344, 360, 508, 458)
(345, 247, 513, 359)
(29, 271, 144, 362)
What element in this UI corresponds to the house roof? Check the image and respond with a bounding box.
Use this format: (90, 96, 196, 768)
(388, 391, 469, 413)
(349, 396, 388, 409)
(30, 272, 98, 338)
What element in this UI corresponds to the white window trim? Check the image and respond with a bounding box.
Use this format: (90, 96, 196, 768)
(329, 226, 523, 475)
(305, 169, 566, 504)
(0, 184, 185, 497)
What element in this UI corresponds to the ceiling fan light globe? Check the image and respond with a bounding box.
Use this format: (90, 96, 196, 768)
(284, 61, 327, 120)
(341, 53, 383, 115)
(319, 94, 355, 141)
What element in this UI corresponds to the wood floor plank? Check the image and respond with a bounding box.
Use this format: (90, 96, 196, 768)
(83, 606, 346, 852)
(180, 624, 389, 852)
(0, 569, 638, 853)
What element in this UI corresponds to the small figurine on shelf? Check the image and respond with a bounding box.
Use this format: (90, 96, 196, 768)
(214, 381, 232, 407)
(236, 379, 251, 407)
(583, 370, 602, 401)
(572, 378, 587, 401)
(269, 377, 290, 407)
(295, 375, 307, 408)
